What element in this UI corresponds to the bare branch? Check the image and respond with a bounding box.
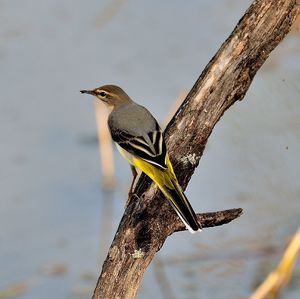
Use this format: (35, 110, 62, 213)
(173, 208, 243, 233)
(92, 1, 300, 298)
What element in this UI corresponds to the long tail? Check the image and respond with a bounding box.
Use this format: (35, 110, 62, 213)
(165, 180, 202, 233)
(133, 155, 202, 233)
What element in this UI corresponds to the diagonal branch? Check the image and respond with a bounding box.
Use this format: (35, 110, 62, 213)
(93, 1, 299, 298)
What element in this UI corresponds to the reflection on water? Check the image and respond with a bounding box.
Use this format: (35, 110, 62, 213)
(0, 0, 299, 299)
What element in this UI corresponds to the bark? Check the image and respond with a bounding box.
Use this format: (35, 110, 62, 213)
(93, 0, 300, 298)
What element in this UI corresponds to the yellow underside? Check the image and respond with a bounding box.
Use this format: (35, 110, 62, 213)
(116, 143, 200, 233)
(116, 143, 176, 191)
(132, 155, 175, 190)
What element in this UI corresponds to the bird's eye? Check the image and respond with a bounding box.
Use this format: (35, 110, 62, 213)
(99, 91, 107, 97)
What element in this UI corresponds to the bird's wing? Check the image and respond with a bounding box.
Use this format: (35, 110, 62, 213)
(110, 122, 167, 170)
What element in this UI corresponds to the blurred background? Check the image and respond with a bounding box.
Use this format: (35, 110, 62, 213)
(0, 0, 299, 298)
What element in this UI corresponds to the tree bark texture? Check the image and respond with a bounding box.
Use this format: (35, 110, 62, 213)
(93, 1, 300, 298)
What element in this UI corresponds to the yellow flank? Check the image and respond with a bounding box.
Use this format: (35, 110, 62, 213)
(118, 142, 188, 220)
(133, 155, 176, 191)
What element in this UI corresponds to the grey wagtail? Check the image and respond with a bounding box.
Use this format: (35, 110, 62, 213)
(81, 85, 201, 233)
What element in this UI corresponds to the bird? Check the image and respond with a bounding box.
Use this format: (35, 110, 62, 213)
(80, 85, 201, 233)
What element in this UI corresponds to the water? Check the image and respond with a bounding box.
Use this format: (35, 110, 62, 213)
(0, 1, 299, 298)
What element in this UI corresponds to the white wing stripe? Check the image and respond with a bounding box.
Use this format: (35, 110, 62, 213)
(132, 136, 149, 147)
(150, 130, 163, 156)
(128, 141, 157, 157)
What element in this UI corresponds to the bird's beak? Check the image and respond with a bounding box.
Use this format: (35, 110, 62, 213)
(80, 89, 96, 95)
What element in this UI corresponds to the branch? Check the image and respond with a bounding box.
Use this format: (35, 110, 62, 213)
(173, 208, 243, 233)
(93, 1, 299, 298)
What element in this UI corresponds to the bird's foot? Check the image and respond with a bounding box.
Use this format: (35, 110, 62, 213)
(125, 192, 139, 207)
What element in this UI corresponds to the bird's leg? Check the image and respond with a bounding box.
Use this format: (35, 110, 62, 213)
(128, 165, 138, 199)
(125, 166, 140, 207)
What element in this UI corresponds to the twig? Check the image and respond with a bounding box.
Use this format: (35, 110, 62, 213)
(249, 227, 300, 299)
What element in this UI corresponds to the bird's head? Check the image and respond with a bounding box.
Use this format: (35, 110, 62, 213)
(80, 84, 132, 107)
